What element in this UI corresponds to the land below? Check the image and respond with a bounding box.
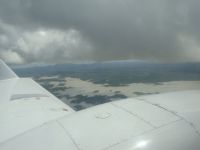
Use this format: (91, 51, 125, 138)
(13, 61, 200, 110)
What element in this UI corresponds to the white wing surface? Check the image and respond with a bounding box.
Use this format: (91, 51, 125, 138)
(0, 59, 200, 150)
(0, 60, 74, 146)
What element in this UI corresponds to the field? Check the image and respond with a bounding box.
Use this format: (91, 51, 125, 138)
(14, 61, 200, 110)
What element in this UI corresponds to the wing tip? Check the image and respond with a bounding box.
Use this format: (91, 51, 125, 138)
(0, 59, 18, 80)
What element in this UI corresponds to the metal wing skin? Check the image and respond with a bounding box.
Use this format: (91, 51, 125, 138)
(0, 60, 75, 147)
(0, 59, 200, 150)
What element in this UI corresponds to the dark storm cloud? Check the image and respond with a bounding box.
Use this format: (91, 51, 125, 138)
(0, 0, 200, 64)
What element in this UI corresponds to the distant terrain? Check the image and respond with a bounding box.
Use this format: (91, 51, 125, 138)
(13, 61, 200, 110)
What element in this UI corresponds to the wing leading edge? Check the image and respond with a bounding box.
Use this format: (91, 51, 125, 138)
(0, 60, 75, 144)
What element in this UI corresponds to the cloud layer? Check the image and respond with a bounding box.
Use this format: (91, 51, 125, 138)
(0, 0, 200, 64)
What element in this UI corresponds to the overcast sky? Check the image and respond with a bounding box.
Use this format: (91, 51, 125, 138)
(0, 0, 200, 65)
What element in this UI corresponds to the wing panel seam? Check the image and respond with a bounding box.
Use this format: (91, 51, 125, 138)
(111, 103, 156, 128)
(56, 121, 81, 150)
(136, 97, 200, 136)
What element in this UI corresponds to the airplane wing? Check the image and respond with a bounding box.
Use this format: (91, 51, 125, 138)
(0, 59, 200, 150)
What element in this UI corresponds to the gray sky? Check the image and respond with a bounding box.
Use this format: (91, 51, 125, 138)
(0, 0, 200, 64)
